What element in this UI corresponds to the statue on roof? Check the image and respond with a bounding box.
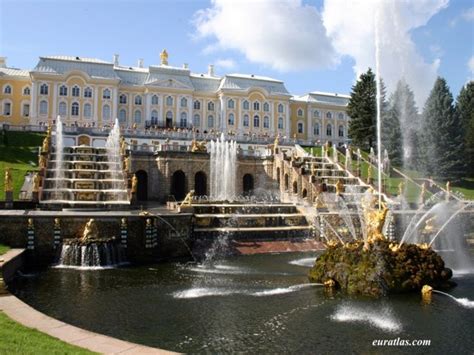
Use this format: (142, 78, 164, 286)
(160, 49, 168, 65)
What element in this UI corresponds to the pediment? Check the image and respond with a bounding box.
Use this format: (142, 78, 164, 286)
(147, 78, 192, 89)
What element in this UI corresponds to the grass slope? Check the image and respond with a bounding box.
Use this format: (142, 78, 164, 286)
(0, 243, 10, 256)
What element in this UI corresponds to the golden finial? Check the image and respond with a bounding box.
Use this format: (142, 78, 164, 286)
(160, 49, 168, 65)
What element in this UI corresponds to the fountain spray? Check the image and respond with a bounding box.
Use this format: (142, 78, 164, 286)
(375, 10, 383, 209)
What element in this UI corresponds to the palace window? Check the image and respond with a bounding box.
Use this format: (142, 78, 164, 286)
(297, 122, 304, 134)
(338, 112, 344, 120)
(3, 102, 11, 115)
(193, 100, 201, 110)
(180, 97, 187, 108)
(314, 110, 320, 118)
(40, 84, 49, 95)
(102, 104, 111, 120)
(84, 103, 92, 118)
(151, 95, 159, 105)
(326, 123, 332, 136)
(71, 102, 79, 116)
(119, 94, 127, 104)
(39, 100, 48, 115)
(193, 114, 200, 127)
(119, 109, 127, 122)
(207, 115, 214, 128)
(166, 96, 173, 106)
(180, 112, 187, 127)
(135, 95, 142, 105)
(243, 114, 249, 127)
(278, 103, 284, 113)
(59, 85, 68, 96)
(253, 115, 260, 127)
(228, 99, 235, 109)
(23, 87, 30, 95)
(338, 125, 344, 137)
(243, 100, 249, 110)
(151, 110, 158, 125)
(103, 89, 111, 100)
(208, 101, 215, 111)
(253, 101, 260, 111)
(278, 117, 284, 129)
(263, 116, 270, 128)
(22, 103, 30, 117)
(72, 86, 80, 97)
(326, 111, 332, 119)
(134, 110, 141, 123)
(3, 85, 12, 94)
(84, 87, 92, 98)
(313, 122, 320, 136)
(58, 102, 67, 116)
(297, 108, 303, 117)
(228, 113, 234, 126)
(263, 102, 269, 112)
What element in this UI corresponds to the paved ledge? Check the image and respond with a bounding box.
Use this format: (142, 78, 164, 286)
(1, 248, 25, 283)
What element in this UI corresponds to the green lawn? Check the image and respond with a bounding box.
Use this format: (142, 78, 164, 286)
(0, 243, 10, 256)
(450, 178, 474, 200)
(0, 311, 95, 354)
(0, 131, 44, 200)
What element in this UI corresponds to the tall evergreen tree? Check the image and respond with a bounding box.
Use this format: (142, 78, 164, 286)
(422, 77, 465, 180)
(455, 81, 474, 177)
(347, 69, 377, 151)
(382, 86, 403, 167)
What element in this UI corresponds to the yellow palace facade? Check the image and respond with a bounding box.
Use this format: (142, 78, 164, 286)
(0, 51, 351, 145)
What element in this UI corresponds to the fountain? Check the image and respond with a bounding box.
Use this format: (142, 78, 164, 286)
(209, 133, 237, 201)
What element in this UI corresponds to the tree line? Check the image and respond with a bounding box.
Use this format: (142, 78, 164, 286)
(347, 68, 473, 180)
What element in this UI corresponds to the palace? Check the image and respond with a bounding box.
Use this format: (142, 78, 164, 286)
(0, 50, 350, 145)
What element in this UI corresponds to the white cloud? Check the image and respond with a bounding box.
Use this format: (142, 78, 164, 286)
(322, 0, 448, 108)
(193, 0, 338, 71)
(461, 7, 474, 21)
(468, 56, 474, 80)
(215, 58, 237, 70)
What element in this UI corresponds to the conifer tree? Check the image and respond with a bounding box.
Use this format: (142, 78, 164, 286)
(455, 81, 474, 177)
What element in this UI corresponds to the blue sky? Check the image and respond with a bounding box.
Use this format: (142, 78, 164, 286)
(1, 0, 472, 105)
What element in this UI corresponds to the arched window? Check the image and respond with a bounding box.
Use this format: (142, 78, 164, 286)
(228, 113, 235, 126)
(297, 108, 303, 117)
(134, 110, 141, 123)
(278, 103, 284, 113)
(228, 99, 234, 109)
(180, 112, 187, 127)
(84, 103, 92, 118)
(193, 100, 201, 110)
(151, 95, 159, 105)
(102, 104, 111, 120)
(326, 123, 332, 136)
(59, 85, 68, 96)
(23, 87, 30, 95)
(39, 100, 48, 114)
(243, 100, 249, 110)
(3, 85, 11, 94)
(119, 94, 127, 104)
(135, 95, 142, 105)
(263, 102, 269, 112)
(313, 122, 320, 135)
(180, 97, 187, 108)
(193, 114, 200, 127)
(166, 96, 173, 106)
(151, 110, 158, 125)
(3, 102, 11, 115)
(243, 114, 249, 127)
(71, 102, 79, 116)
(314, 110, 320, 118)
(297, 122, 304, 134)
(84, 87, 92, 98)
(278, 117, 284, 129)
(263, 116, 270, 128)
(208, 101, 215, 111)
(72, 86, 80, 97)
(58, 101, 67, 116)
(119, 109, 127, 122)
(326, 111, 332, 119)
(103, 88, 111, 99)
(338, 112, 344, 120)
(253, 115, 260, 127)
(338, 125, 344, 137)
(40, 84, 49, 95)
(253, 101, 260, 111)
(207, 115, 214, 128)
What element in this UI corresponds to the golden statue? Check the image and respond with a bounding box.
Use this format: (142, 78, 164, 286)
(160, 49, 169, 65)
(54, 218, 60, 229)
(446, 181, 451, 201)
(180, 190, 195, 206)
(27, 218, 34, 229)
(421, 284, 433, 304)
(124, 156, 131, 172)
(131, 174, 138, 194)
(32, 173, 41, 193)
(190, 140, 207, 153)
(363, 192, 389, 248)
(422, 216, 437, 235)
(42, 136, 50, 153)
(324, 279, 336, 288)
(420, 182, 426, 204)
(121, 218, 127, 228)
(335, 179, 344, 195)
(4, 168, 12, 192)
(120, 138, 127, 156)
(273, 136, 279, 154)
(398, 181, 404, 197)
(39, 155, 47, 169)
(81, 218, 99, 243)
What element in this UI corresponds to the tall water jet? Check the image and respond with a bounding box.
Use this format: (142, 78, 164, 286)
(375, 10, 383, 208)
(53, 116, 64, 200)
(105, 118, 126, 195)
(209, 133, 237, 201)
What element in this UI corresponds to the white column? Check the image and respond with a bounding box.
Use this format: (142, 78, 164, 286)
(112, 87, 118, 121)
(93, 86, 99, 123)
(285, 103, 290, 138)
(30, 81, 37, 120)
(52, 83, 58, 119)
(187, 95, 192, 128)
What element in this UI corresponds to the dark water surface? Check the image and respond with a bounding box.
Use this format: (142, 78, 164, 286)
(10, 253, 474, 354)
